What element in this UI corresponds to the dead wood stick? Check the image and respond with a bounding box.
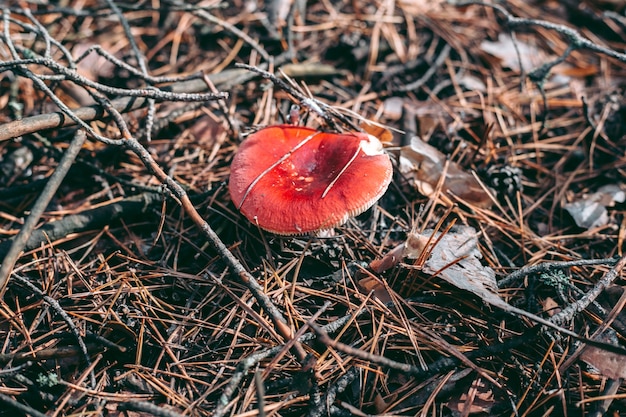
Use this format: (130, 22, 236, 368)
(0, 129, 86, 298)
(0, 192, 162, 259)
(0, 392, 48, 417)
(0, 69, 247, 143)
(498, 257, 619, 288)
(456, 1, 626, 64)
(0, 340, 123, 365)
(118, 401, 187, 417)
(550, 254, 626, 326)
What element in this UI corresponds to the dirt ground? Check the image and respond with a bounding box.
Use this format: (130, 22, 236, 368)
(1, 1, 626, 416)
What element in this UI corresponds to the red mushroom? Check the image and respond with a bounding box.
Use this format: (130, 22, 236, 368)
(229, 125, 393, 235)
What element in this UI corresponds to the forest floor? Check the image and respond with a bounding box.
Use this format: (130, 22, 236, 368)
(1, 1, 626, 416)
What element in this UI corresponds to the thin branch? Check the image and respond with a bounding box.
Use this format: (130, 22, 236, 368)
(104, 0, 156, 141)
(550, 254, 626, 326)
(456, 1, 626, 63)
(236, 63, 359, 131)
(0, 392, 49, 417)
(498, 257, 619, 288)
(0, 192, 163, 258)
(0, 57, 227, 102)
(118, 401, 188, 417)
(0, 59, 289, 143)
(0, 130, 87, 297)
(11, 274, 97, 389)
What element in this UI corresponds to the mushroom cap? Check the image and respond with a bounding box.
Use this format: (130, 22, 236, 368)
(229, 125, 393, 235)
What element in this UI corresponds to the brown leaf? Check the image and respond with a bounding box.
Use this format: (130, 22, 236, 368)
(369, 242, 405, 273)
(73, 43, 116, 81)
(541, 297, 561, 316)
(405, 227, 500, 304)
(446, 378, 495, 416)
(360, 122, 394, 144)
(358, 274, 393, 304)
(579, 328, 626, 380)
(400, 137, 492, 208)
(581, 345, 626, 380)
(373, 390, 390, 413)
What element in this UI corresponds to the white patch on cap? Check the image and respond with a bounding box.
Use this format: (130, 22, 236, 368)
(360, 134, 384, 156)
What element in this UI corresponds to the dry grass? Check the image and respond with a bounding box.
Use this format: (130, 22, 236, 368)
(0, 1, 625, 416)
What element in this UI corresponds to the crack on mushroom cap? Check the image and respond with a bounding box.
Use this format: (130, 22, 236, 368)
(229, 125, 393, 235)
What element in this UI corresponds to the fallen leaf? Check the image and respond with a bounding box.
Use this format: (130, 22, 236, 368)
(373, 390, 390, 414)
(405, 226, 501, 304)
(382, 97, 405, 121)
(369, 242, 405, 273)
(541, 297, 561, 316)
(581, 331, 626, 380)
(360, 122, 394, 144)
(74, 43, 116, 81)
(446, 378, 495, 416)
(400, 137, 492, 208)
(564, 184, 625, 229)
(581, 346, 626, 379)
(458, 74, 487, 92)
(481, 33, 548, 73)
(358, 274, 393, 304)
